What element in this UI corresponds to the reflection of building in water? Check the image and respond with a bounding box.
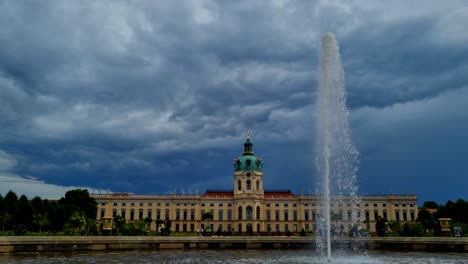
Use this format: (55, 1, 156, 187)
(92, 134, 417, 234)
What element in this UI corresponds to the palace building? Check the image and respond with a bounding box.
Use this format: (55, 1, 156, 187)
(92, 134, 417, 234)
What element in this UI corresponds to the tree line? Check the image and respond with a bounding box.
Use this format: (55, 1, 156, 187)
(0, 189, 97, 235)
(385, 198, 468, 237)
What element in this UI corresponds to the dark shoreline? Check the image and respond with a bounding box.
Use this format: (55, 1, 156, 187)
(1, 236, 467, 253)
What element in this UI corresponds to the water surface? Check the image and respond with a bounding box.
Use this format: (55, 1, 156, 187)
(2, 250, 467, 264)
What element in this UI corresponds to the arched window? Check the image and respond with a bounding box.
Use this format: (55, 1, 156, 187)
(238, 206, 243, 220)
(246, 206, 253, 220)
(256, 180, 259, 190)
(238, 180, 241, 191)
(246, 180, 251, 190)
(256, 206, 261, 220)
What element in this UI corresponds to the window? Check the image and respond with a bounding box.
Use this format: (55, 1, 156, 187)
(210, 204, 214, 207)
(266, 210, 271, 221)
(284, 204, 288, 207)
(246, 206, 253, 220)
(121, 209, 126, 219)
(374, 204, 378, 207)
(312, 211, 316, 221)
(100, 210, 105, 218)
(130, 211, 135, 220)
(374, 211, 378, 220)
(246, 159, 251, 167)
(293, 211, 297, 221)
(113, 210, 117, 217)
(246, 180, 251, 190)
(383, 211, 387, 219)
(114, 203, 117, 206)
(218, 210, 223, 221)
(191, 210, 195, 220)
(227, 210, 232, 220)
(238, 180, 241, 191)
(238, 206, 243, 220)
(176, 210, 180, 220)
(165, 209, 170, 219)
(305, 211, 309, 221)
(122, 203, 126, 206)
(410, 211, 415, 221)
(256, 206, 261, 220)
(365, 211, 369, 220)
(147, 210, 152, 219)
(183, 211, 188, 220)
(348, 211, 351, 220)
(275, 211, 280, 221)
(131, 203, 135, 206)
(139, 203, 143, 206)
(403, 211, 408, 221)
(256, 180, 259, 190)
(139, 210, 143, 220)
(395, 211, 400, 221)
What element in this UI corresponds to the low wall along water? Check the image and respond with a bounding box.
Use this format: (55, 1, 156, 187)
(0, 236, 467, 253)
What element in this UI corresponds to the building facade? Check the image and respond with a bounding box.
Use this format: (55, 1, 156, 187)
(92, 135, 417, 234)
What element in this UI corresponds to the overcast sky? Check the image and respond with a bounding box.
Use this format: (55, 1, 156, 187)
(1, 1, 467, 204)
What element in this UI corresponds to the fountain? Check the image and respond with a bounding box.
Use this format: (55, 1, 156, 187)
(315, 32, 360, 260)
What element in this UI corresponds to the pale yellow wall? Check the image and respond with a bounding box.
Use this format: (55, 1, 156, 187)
(93, 193, 417, 234)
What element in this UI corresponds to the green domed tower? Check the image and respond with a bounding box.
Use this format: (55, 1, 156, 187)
(233, 130, 264, 198)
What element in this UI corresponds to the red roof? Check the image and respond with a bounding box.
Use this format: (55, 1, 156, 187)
(202, 191, 233, 198)
(264, 190, 295, 198)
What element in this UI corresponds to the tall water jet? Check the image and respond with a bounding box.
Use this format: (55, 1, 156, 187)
(316, 33, 359, 259)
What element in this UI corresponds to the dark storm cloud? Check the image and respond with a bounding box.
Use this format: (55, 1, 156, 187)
(0, 1, 466, 203)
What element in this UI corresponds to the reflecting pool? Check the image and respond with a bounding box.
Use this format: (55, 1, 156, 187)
(2, 250, 468, 264)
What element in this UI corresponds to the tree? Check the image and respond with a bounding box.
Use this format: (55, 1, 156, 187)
(113, 215, 126, 235)
(16, 195, 33, 227)
(59, 189, 97, 220)
(202, 212, 214, 232)
(68, 211, 87, 233)
(144, 217, 152, 231)
(31, 196, 44, 215)
(417, 207, 436, 232)
(4, 191, 18, 215)
(33, 213, 49, 233)
(0, 212, 12, 233)
(423, 201, 438, 209)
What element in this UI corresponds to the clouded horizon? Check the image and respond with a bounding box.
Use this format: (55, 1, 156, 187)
(1, 1, 467, 204)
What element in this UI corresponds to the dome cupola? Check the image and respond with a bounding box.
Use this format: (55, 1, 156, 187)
(234, 130, 263, 171)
